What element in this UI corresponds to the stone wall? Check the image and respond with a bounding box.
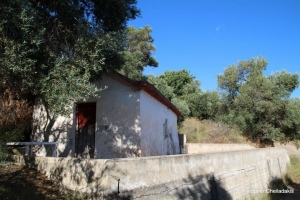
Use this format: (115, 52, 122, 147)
(9, 147, 289, 199)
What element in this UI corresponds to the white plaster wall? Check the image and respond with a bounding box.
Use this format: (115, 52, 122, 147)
(32, 75, 180, 158)
(92, 76, 141, 158)
(140, 90, 180, 156)
(32, 98, 75, 157)
(32, 74, 142, 159)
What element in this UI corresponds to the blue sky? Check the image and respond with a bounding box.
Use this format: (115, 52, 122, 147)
(128, 0, 300, 97)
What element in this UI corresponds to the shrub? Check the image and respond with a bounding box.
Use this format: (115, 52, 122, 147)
(0, 89, 33, 157)
(179, 118, 247, 143)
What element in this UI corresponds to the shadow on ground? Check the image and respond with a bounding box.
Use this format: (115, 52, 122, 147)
(0, 164, 64, 200)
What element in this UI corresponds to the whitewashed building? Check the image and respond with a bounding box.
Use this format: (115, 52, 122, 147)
(32, 73, 181, 159)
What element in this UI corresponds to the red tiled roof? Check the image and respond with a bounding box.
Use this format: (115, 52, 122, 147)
(111, 73, 181, 116)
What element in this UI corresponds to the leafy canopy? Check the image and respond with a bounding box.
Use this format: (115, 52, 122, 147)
(147, 75, 174, 100)
(0, 0, 140, 114)
(160, 69, 197, 97)
(147, 70, 219, 121)
(119, 26, 158, 80)
(217, 57, 300, 142)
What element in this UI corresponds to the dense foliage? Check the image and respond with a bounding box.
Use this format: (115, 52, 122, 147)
(147, 57, 300, 144)
(147, 70, 218, 121)
(0, 0, 140, 115)
(0, 88, 33, 156)
(217, 57, 300, 143)
(0, 90, 32, 143)
(119, 26, 158, 80)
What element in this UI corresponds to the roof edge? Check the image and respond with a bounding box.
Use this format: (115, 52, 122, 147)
(110, 72, 181, 116)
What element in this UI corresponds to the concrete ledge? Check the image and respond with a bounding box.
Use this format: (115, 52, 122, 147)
(184, 143, 255, 154)
(7, 147, 289, 199)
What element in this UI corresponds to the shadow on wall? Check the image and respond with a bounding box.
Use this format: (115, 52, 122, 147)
(32, 97, 143, 159)
(96, 107, 142, 159)
(176, 174, 232, 200)
(163, 125, 177, 155)
(25, 156, 133, 199)
(32, 98, 73, 157)
(26, 156, 232, 200)
(117, 173, 232, 200)
(92, 78, 143, 159)
(96, 83, 180, 158)
(32, 94, 179, 159)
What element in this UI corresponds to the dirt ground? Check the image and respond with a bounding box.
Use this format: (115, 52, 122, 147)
(0, 163, 65, 200)
(0, 144, 300, 200)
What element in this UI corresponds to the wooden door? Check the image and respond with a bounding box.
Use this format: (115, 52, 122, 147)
(75, 103, 96, 158)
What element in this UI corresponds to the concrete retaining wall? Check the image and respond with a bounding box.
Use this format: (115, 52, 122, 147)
(184, 143, 255, 154)
(9, 147, 289, 199)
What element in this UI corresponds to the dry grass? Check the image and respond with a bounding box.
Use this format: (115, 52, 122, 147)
(179, 118, 249, 144)
(286, 155, 300, 184)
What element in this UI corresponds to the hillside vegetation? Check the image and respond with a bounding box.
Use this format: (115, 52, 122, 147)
(149, 57, 300, 146)
(179, 118, 250, 144)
